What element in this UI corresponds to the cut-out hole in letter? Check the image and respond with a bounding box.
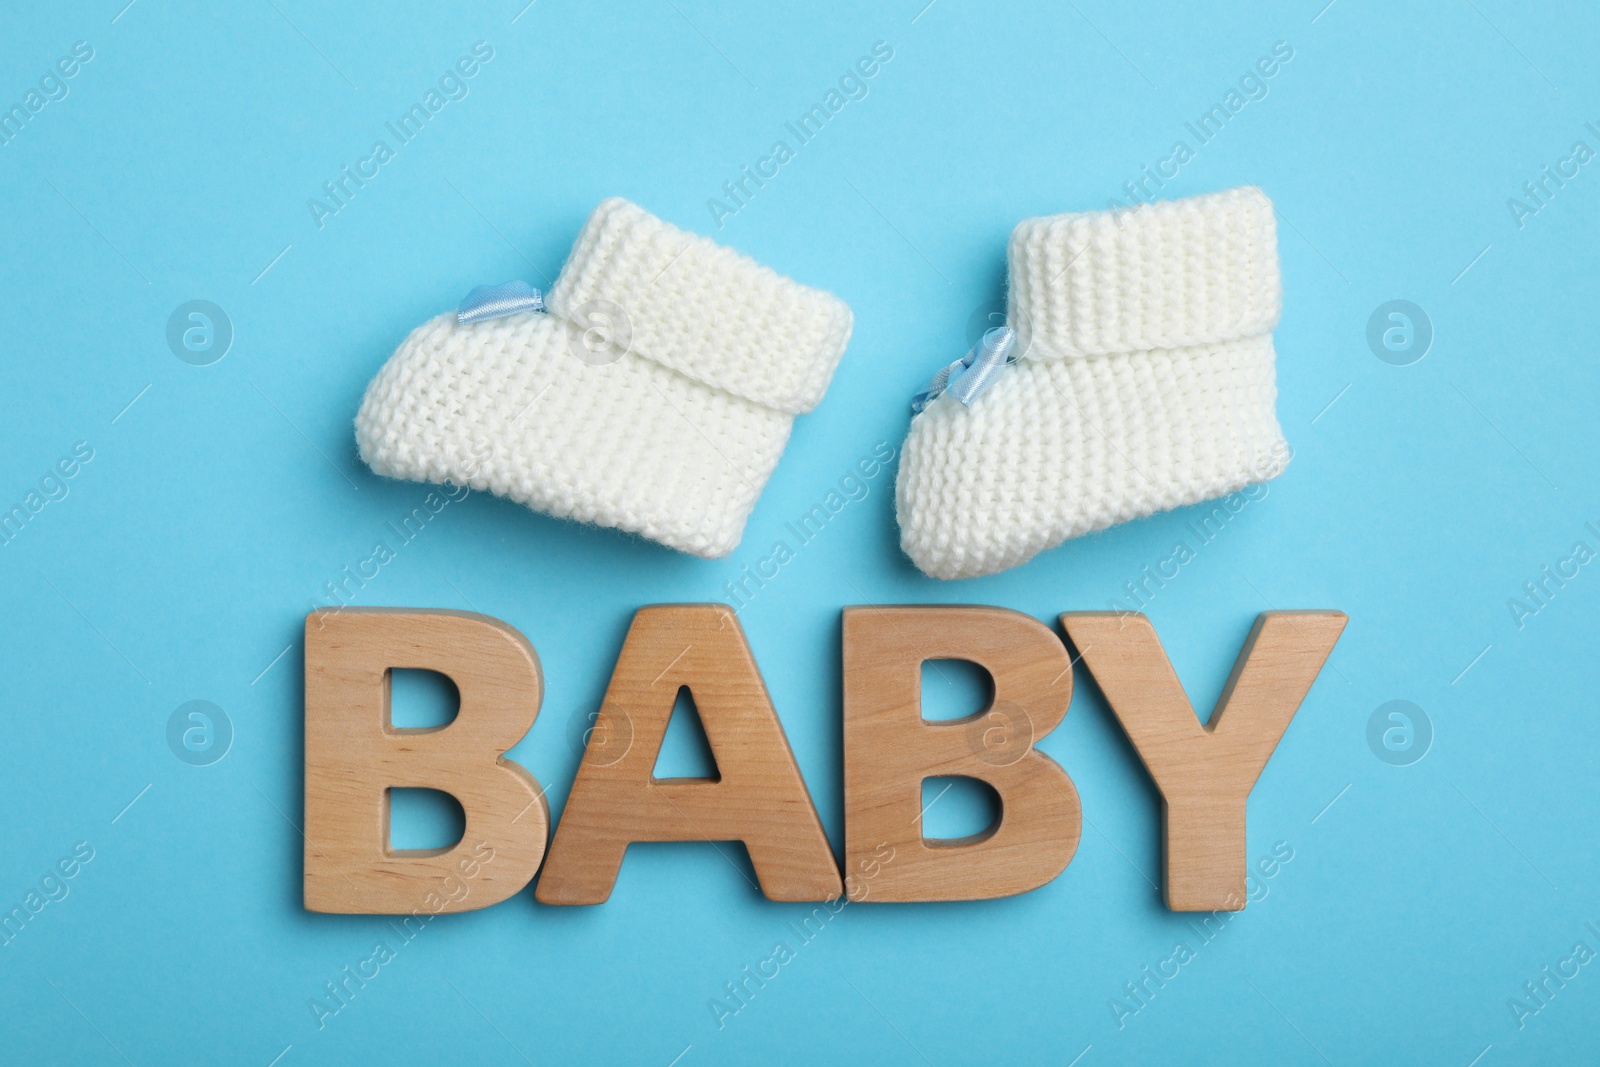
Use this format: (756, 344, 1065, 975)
(651, 686, 719, 781)
(920, 659, 994, 722)
(920, 776, 1001, 845)
(389, 669, 460, 730)
(387, 787, 466, 853)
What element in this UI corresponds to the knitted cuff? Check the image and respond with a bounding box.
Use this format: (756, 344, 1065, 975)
(896, 186, 1288, 580)
(545, 198, 853, 414)
(1006, 185, 1280, 360)
(355, 199, 853, 559)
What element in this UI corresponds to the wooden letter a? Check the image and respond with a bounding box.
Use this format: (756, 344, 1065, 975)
(536, 605, 841, 904)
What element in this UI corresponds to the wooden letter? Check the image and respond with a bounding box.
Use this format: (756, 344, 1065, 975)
(841, 606, 1081, 902)
(1059, 611, 1347, 912)
(535, 605, 841, 904)
(304, 609, 548, 914)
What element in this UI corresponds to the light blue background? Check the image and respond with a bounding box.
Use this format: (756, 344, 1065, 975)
(2, 0, 1596, 1063)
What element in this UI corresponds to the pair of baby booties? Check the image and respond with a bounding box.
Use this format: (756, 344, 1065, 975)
(355, 188, 1289, 580)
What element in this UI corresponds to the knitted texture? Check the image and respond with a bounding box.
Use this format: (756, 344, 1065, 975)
(1007, 186, 1281, 358)
(355, 199, 853, 559)
(546, 198, 853, 413)
(897, 186, 1289, 580)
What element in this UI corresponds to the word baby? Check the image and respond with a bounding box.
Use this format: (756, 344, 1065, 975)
(303, 604, 1344, 915)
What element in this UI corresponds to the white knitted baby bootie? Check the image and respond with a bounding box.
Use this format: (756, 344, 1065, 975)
(355, 198, 853, 558)
(896, 186, 1290, 580)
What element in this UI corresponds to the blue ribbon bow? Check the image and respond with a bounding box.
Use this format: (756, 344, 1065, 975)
(911, 325, 1017, 413)
(457, 280, 545, 324)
